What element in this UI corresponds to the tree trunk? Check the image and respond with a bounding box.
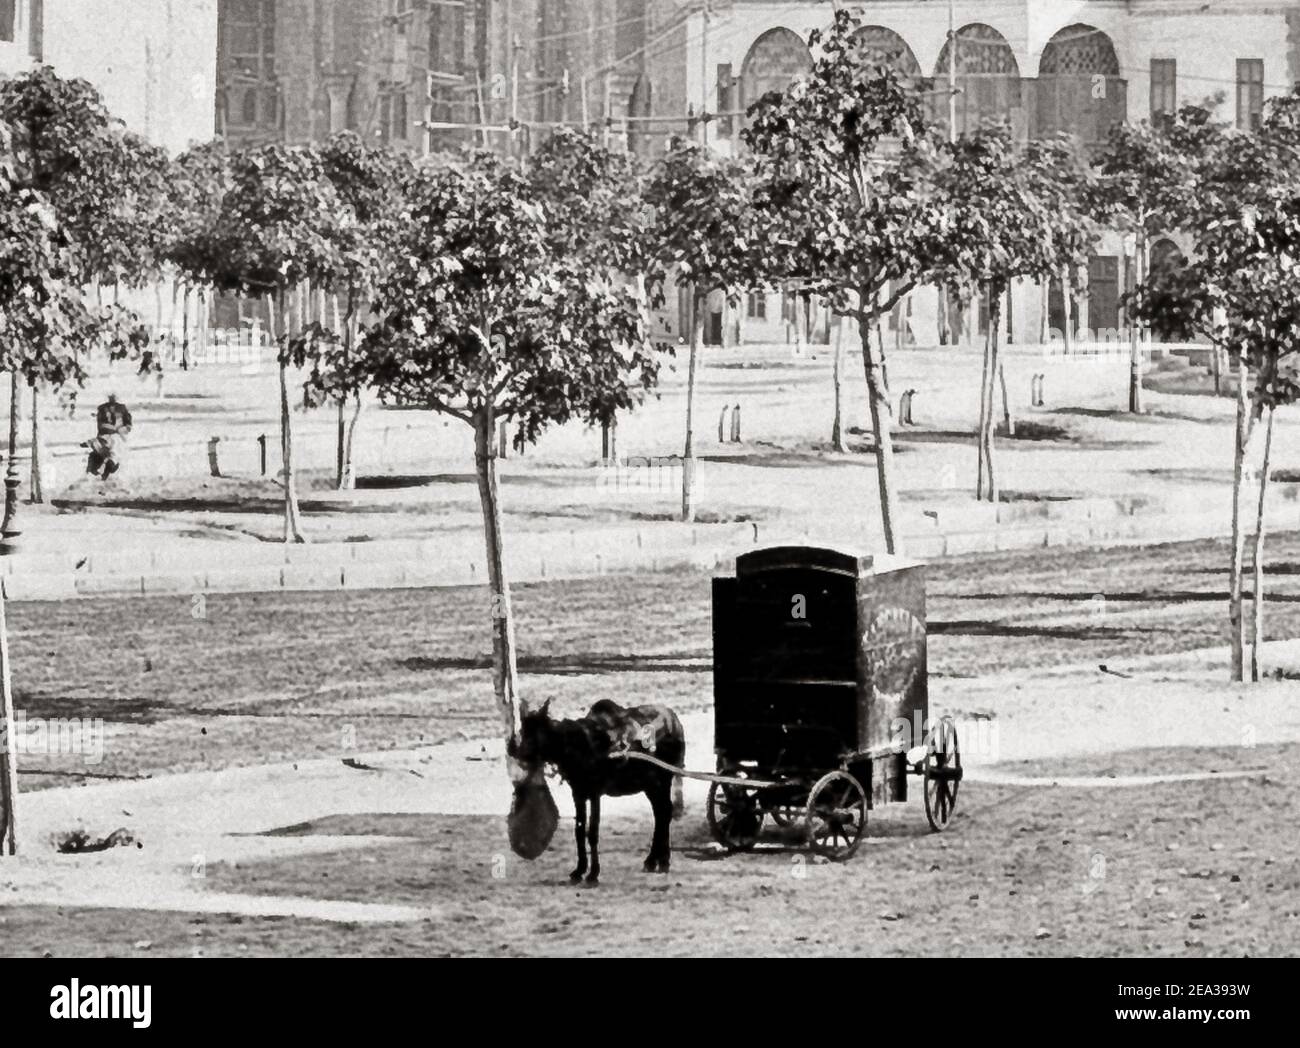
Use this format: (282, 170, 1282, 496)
(473, 407, 523, 744)
(181, 284, 191, 371)
(831, 315, 847, 452)
(976, 297, 994, 501)
(169, 276, 180, 367)
(1060, 268, 1073, 356)
(682, 286, 703, 522)
(1251, 405, 1275, 683)
(877, 321, 891, 412)
(1128, 232, 1145, 413)
(270, 294, 307, 544)
(1039, 279, 1050, 345)
(986, 291, 1003, 504)
(154, 279, 165, 372)
(1, 373, 22, 542)
(343, 393, 363, 491)
(791, 285, 804, 356)
(332, 295, 345, 489)
(342, 308, 363, 492)
(977, 286, 1003, 503)
(1229, 352, 1251, 683)
(0, 581, 18, 856)
(29, 385, 42, 505)
(998, 361, 1015, 438)
(859, 302, 898, 554)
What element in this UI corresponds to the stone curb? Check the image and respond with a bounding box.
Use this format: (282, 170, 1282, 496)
(4, 506, 1295, 602)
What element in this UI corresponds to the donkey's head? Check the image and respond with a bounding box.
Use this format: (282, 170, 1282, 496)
(509, 698, 556, 774)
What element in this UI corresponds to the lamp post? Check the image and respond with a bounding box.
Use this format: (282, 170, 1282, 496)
(700, 0, 710, 147)
(947, 0, 957, 144)
(0, 373, 22, 555)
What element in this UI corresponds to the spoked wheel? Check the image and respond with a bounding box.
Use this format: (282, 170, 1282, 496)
(804, 771, 868, 861)
(767, 805, 800, 829)
(707, 778, 764, 851)
(923, 718, 963, 832)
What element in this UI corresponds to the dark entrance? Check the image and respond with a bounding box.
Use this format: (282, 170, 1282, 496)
(1087, 255, 1120, 336)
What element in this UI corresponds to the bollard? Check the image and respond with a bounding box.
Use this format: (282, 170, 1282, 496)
(257, 434, 268, 476)
(730, 403, 742, 443)
(207, 437, 222, 478)
(718, 405, 731, 443)
(899, 389, 917, 426)
(1031, 373, 1046, 408)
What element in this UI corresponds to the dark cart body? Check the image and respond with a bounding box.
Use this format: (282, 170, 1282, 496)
(707, 545, 959, 858)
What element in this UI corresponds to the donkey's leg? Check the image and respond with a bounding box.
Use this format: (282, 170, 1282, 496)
(570, 792, 588, 884)
(645, 783, 673, 873)
(586, 796, 601, 885)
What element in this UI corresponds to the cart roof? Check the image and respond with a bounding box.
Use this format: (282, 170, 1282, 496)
(731, 545, 926, 578)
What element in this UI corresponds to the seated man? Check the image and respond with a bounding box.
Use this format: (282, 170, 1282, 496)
(85, 393, 133, 480)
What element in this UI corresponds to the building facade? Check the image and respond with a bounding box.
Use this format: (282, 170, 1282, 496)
(216, 0, 498, 152)
(643, 0, 1300, 346)
(1, 0, 218, 155)
(212, 0, 662, 153)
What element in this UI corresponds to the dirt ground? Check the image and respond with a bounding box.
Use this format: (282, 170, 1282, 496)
(38, 343, 1297, 550)
(8, 530, 1300, 789)
(2, 741, 1294, 957)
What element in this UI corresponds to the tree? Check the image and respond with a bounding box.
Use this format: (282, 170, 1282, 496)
(934, 129, 1096, 502)
(302, 152, 656, 748)
(310, 132, 412, 490)
(163, 141, 234, 384)
(0, 68, 162, 511)
(742, 9, 945, 553)
(644, 140, 759, 522)
(1093, 106, 1226, 412)
(527, 128, 651, 466)
(1135, 92, 1300, 682)
(208, 144, 347, 543)
(0, 135, 150, 855)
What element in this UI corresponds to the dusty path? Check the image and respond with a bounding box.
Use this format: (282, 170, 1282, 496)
(3, 639, 1296, 948)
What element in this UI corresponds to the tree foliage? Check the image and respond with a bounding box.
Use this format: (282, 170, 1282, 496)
(0, 69, 154, 382)
(644, 139, 760, 302)
(311, 150, 655, 444)
(207, 144, 346, 299)
(742, 9, 941, 321)
(0, 67, 170, 290)
(527, 127, 647, 274)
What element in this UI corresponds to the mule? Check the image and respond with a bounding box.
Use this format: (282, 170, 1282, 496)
(511, 698, 685, 884)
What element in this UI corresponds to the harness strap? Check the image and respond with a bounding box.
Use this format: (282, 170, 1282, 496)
(611, 748, 785, 790)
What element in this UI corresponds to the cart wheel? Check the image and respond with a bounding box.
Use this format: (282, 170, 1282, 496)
(924, 718, 963, 832)
(768, 806, 798, 829)
(804, 771, 867, 861)
(707, 779, 764, 851)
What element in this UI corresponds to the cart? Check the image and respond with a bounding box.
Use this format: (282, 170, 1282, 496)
(705, 545, 962, 860)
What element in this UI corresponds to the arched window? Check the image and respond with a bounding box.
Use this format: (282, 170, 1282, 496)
(1035, 24, 1126, 149)
(1039, 25, 1120, 77)
(739, 28, 813, 119)
(626, 75, 653, 156)
(1147, 238, 1187, 340)
(933, 24, 1022, 137)
(852, 26, 922, 82)
(241, 88, 258, 126)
